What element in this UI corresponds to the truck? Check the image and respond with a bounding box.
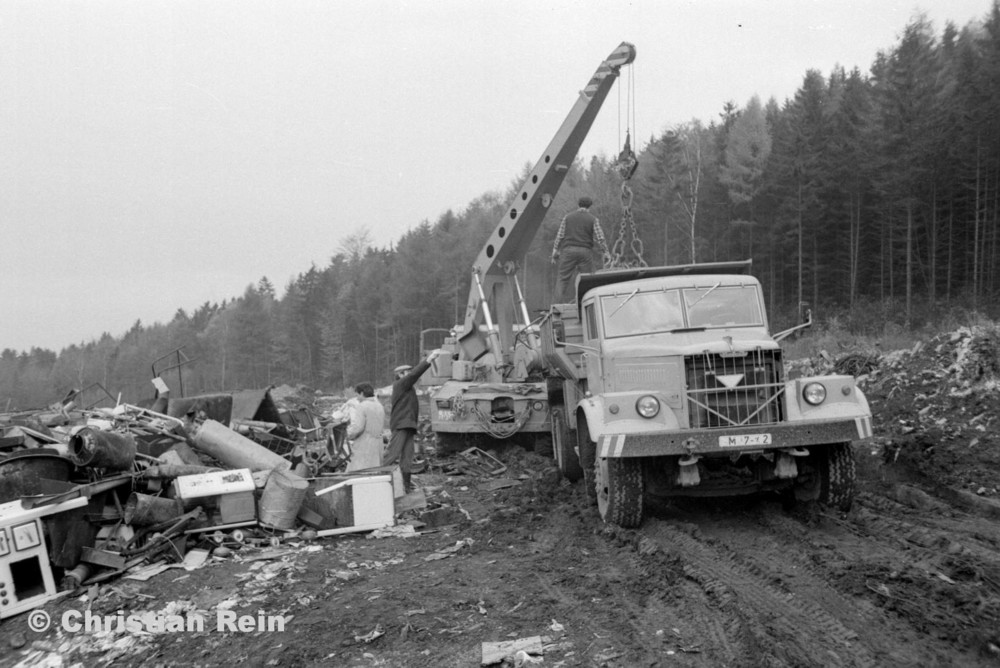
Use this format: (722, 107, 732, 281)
(539, 260, 873, 527)
(423, 42, 637, 452)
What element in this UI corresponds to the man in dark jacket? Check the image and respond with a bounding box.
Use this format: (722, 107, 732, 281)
(551, 196, 610, 302)
(384, 350, 439, 492)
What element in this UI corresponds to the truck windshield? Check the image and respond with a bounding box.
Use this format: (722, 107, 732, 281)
(601, 284, 763, 338)
(683, 285, 763, 328)
(601, 290, 684, 338)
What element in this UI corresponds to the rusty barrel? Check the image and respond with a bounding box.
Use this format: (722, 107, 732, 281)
(69, 427, 136, 469)
(258, 469, 309, 530)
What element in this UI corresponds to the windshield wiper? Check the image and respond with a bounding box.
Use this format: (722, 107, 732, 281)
(687, 282, 721, 309)
(607, 287, 640, 319)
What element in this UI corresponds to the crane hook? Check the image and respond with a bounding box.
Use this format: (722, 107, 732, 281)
(613, 130, 639, 180)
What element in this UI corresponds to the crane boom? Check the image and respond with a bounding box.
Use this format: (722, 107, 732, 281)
(458, 41, 636, 365)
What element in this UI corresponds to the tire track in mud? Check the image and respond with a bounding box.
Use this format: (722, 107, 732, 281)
(750, 508, 932, 665)
(523, 495, 743, 666)
(642, 517, 882, 668)
(522, 503, 678, 665)
(704, 491, 1000, 666)
(846, 491, 1000, 660)
(610, 531, 744, 666)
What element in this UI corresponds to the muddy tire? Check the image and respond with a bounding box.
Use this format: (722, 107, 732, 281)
(818, 443, 856, 511)
(553, 407, 583, 482)
(578, 419, 597, 501)
(596, 455, 644, 527)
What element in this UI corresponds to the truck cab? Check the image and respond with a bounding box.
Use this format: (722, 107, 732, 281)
(541, 261, 872, 527)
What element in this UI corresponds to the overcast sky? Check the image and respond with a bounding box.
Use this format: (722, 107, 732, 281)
(1, 0, 991, 353)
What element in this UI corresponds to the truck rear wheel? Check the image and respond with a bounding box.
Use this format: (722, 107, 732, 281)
(578, 418, 597, 501)
(553, 407, 583, 482)
(596, 455, 644, 528)
(818, 442, 856, 511)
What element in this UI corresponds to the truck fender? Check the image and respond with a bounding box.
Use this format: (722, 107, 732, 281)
(785, 377, 873, 423)
(576, 397, 606, 440)
(856, 386, 871, 414)
(574, 395, 681, 443)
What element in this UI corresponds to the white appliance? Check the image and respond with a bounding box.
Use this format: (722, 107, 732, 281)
(0, 496, 88, 618)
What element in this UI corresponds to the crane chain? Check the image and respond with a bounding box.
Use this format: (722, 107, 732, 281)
(607, 180, 646, 269)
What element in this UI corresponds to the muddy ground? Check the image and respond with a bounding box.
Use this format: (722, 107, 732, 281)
(3, 327, 1000, 667)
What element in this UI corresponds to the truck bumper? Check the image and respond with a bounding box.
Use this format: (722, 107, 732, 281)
(429, 381, 550, 436)
(597, 416, 873, 458)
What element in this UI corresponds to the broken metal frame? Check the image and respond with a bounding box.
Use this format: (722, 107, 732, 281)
(63, 383, 118, 410)
(151, 347, 197, 398)
(458, 447, 507, 476)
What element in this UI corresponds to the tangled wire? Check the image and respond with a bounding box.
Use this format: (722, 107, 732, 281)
(834, 352, 882, 377)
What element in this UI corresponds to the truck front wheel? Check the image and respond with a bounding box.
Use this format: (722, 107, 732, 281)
(795, 443, 856, 512)
(818, 443, 856, 511)
(596, 455, 644, 528)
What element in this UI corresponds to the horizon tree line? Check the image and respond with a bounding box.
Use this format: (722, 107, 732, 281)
(4, 8, 1000, 409)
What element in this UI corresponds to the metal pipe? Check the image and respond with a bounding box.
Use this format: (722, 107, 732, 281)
(513, 275, 540, 351)
(69, 428, 136, 470)
(473, 271, 504, 361)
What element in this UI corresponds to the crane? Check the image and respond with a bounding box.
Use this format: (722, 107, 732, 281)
(424, 42, 637, 451)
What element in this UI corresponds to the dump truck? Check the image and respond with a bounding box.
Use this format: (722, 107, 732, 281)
(539, 260, 873, 527)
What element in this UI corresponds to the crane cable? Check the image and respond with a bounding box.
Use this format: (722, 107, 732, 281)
(608, 64, 646, 269)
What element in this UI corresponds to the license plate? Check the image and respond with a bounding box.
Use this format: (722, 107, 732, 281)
(437, 409, 454, 421)
(719, 433, 772, 448)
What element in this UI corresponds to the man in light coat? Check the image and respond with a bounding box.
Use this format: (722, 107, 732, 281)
(346, 382, 385, 472)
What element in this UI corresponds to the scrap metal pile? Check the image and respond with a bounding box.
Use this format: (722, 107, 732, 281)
(0, 386, 401, 621)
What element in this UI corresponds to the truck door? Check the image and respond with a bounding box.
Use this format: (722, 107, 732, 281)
(583, 300, 603, 386)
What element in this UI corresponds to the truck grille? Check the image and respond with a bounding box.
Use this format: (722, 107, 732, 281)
(685, 350, 784, 428)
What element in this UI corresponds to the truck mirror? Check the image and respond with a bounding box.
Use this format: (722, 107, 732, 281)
(552, 320, 566, 343)
(798, 301, 811, 324)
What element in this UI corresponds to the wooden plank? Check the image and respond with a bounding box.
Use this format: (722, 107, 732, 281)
(481, 636, 543, 665)
(80, 547, 126, 570)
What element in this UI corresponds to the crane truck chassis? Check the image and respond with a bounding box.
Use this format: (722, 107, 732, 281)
(422, 42, 637, 450)
(539, 260, 873, 527)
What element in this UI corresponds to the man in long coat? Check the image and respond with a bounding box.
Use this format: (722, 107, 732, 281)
(346, 382, 385, 472)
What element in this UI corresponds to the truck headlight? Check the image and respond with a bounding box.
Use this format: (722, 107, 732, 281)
(636, 395, 660, 418)
(803, 382, 827, 405)
(532, 401, 545, 411)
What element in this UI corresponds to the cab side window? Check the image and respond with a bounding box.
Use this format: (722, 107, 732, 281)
(584, 303, 598, 340)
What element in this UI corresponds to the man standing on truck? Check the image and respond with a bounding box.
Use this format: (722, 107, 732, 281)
(385, 350, 439, 493)
(551, 196, 610, 302)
